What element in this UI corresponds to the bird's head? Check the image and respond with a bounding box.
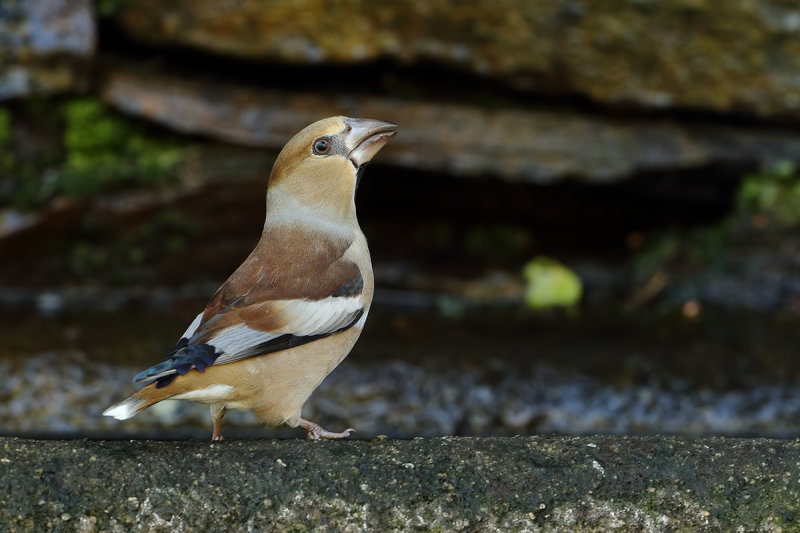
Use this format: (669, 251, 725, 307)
(266, 116, 397, 230)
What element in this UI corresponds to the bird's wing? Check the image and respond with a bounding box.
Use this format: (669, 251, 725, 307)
(195, 287, 365, 366)
(134, 230, 366, 385)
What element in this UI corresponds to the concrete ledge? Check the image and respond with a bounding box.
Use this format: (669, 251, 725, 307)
(1, 436, 798, 531)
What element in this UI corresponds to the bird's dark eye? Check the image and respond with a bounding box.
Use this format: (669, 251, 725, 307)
(313, 137, 330, 155)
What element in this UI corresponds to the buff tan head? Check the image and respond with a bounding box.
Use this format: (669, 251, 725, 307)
(266, 117, 398, 226)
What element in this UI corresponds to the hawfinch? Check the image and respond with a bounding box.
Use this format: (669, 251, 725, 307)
(104, 116, 397, 440)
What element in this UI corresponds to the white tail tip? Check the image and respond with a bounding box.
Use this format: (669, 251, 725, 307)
(103, 397, 145, 420)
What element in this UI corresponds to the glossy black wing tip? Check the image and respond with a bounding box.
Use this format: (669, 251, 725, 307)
(135, 343, 218, 388)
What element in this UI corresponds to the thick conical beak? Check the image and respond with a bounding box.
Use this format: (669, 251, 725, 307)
(344, 118, 398, 167)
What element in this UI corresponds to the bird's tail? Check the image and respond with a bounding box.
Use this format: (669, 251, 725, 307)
(133, 344, 218, 388)
(103, 385, 173, 420)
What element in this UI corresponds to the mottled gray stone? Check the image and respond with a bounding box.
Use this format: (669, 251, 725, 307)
(101, 68, 800, 184)
(113, 0, 800, 119)
(0, 0, 95, 99)
(0, 436, 798, 531)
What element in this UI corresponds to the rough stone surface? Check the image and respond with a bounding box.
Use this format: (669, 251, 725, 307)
(0, 0, 95, 99)
(0, 436, 798, 531)
(102, 68, 800, 184)
(114, 0, 800, 119)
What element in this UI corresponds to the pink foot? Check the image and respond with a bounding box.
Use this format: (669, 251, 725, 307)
(299, 418, 355, 440)
(211, 419, 224, 441)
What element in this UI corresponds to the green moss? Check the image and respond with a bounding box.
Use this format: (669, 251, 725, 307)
(0, 107, 12, 180)
(0, 107, 10, 148)
(69, 209, 197, 283)
(69, 242, 111, 277)
(60, 99, 184, 198)
(737, 161, 800, 224)
(94, 0, 133, 16)
(633, 220, 733, 285)
(2, 99, 185, 210)
(633, 232, 680, 281)
(465, 224, 531, 260)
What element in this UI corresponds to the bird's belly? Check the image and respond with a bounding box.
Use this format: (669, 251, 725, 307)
(198, 326, 363, 426)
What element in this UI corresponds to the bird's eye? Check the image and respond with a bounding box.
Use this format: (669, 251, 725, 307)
(313, 137, 330, 155)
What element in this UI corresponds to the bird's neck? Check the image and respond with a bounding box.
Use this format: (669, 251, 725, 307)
(264, 183, 358, 239)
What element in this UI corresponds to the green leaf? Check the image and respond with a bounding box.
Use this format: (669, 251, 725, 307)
(523, 256, 583, 309)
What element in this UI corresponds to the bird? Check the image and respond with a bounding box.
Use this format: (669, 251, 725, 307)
(103, 116, 397, 440)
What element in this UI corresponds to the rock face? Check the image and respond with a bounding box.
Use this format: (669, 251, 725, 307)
(114, 0, 800, 119)
(2, 0, 800, 316)
(0, 0, 95, 99)
(102, 67, 800, 184)
(1, 436, 798, 531)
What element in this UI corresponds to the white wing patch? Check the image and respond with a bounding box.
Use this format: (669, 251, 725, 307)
(180, 312, 203, 340)
(208, 296, 363, 365)
(208, 324, 280, 358)
(353, 309, 369, 330)
(268, 296, 363, 336)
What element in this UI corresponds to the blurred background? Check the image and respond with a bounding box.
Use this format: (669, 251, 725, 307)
(2, 0, 800, 439)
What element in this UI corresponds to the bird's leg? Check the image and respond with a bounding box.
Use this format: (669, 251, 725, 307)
(210, 404, 226, 441)
(298, 418, 354, 440)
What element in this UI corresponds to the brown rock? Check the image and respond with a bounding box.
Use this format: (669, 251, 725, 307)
(0, 0, 96, 99)
(102, 67, 800, 184)
(114, 0, 800, 118)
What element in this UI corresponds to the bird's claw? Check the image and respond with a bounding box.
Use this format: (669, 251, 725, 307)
(307, 427, 355, 440)
(299, 418, 355, 440)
